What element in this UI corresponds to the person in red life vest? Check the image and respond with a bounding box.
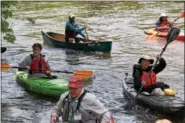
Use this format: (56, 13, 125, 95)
(18, 43, 51, 76)
(50, 75, 115, 123)
(65, 13, 87, 43)
(156, 13, 174, 32)
(132, 55, 169, 95)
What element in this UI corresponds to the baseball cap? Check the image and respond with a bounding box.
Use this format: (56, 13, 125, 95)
(68, 75, 84, 88)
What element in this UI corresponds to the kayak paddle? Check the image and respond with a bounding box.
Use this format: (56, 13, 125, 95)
(146, 12, 184, 40)
(128, 27, 180, 110)
(1, 47, 7, 53)
(174, 12, 185, 22)
(1, 63, 93, 76)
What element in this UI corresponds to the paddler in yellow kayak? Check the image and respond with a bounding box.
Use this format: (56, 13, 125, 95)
(18, 43, 52, 77)
(156, 13, 174, 31)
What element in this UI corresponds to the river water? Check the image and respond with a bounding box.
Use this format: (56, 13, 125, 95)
(1, 1, 184, 123)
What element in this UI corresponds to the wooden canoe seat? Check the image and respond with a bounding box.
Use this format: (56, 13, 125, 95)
(50, 33, 65, 42)
(49, 33, 95, 43)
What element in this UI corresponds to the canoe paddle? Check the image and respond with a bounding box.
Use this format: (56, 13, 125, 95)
(128, 27, 180, 110)
(85, 26, 89, 40)
(1, 63, 93, 76)
(146, 12, 184, 40)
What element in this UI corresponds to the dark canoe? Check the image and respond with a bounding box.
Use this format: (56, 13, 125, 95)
(1, 47, 7, 53)
(41, 31, 112, 52)
(122, 73, 185, 117)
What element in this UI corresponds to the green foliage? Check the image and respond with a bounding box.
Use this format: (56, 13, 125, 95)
(1, 1, 17, 43)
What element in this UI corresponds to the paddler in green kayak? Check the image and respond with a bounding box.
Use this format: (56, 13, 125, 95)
(132, 55, 170, 95)
(50, 75, 115, 123)
(156, 13, 174, 32)
(65, 13, 87, 43)
(18, 43, 52, 76)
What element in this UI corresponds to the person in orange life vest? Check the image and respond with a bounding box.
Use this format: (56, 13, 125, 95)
(132, 55, 169, 94)
(65, 13, 87, 43)
(51, 75, 115, 123)
(18, 43, 51, 75)
(156, 13, 174, 31)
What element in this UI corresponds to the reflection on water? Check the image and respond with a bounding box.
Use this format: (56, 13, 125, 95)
(1, 1, 184, 123)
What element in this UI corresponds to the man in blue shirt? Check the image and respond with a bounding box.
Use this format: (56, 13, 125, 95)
(65, 13, 87, 43)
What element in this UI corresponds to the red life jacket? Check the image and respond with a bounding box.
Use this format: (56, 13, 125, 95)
(29, 54, 47, 74)
(160, 21, 170, 27)
(141, 71, 157, 88)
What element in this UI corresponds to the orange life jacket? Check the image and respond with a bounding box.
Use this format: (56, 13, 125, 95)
(141, 71, 157, 88)
(29, 54, 47, 74)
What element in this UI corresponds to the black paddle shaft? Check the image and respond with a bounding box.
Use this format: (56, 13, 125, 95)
(152, 27, 180, 71)
(151, 44, 167, 71)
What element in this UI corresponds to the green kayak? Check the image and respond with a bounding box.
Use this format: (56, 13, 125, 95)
(15, 71, 69, 98)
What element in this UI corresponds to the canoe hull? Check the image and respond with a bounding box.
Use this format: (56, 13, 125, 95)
(144, 28, 185, 42)
(122, 73, 185, 117)
(16, 71, 69, 98)
(41, 31, 112, 52)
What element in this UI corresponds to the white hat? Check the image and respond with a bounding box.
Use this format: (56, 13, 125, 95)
(160, 13, 167, 17)
(138, 55, 154, 64)
(69, 13, 75, 18)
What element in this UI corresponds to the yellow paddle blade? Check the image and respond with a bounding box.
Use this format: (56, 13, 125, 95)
(1, 63, 11, 71)
(146, 33, 159, 40)
(73, 70, 93, 78)
(74, 70, 93, 80)
(146, 35, 156, 40)
(146, 29, 160, 40)
(74, 70, 93, 76)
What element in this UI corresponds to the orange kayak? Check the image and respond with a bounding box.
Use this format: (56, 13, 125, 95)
(144, 28, 184, 42)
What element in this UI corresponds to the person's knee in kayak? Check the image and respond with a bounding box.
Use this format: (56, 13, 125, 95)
(65, 13, 87, 43)
(18, 43, 52, 76)
(156, 13, 174, 32)
(50, 75, 115, 123)
(132, 55, 169, 95)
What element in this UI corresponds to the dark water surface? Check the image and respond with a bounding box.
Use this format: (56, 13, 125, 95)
(1, 2, 184, 123)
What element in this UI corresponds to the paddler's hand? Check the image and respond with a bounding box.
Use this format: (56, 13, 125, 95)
(45, 70, 51, 76)
(156, 55, 161, 60)
(142, 81, 146, 85)
(169, 21, 175, 27)
(26, 66, 30, 70)
(83, 24, 87, 30)
(50, 114, 57, 123)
